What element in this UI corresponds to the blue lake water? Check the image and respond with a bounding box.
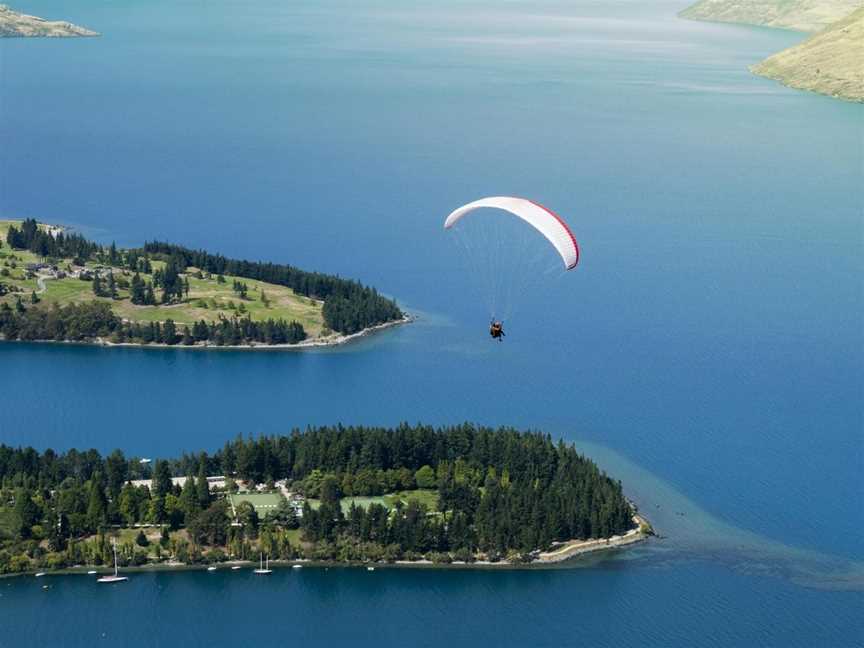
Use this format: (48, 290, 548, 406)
(1, 0, 862, 645)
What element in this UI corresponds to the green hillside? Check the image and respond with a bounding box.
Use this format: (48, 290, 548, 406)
(0, 220, 325, 342)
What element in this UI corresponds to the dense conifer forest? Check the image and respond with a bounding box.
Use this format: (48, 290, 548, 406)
(0, 425, 636, 572)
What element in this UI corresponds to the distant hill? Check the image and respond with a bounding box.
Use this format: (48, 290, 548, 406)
(0, 4, 98, 37)
(751, 7, 864, 101)
(679, 0, 862, 32)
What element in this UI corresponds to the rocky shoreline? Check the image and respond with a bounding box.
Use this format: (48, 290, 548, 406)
(0, 4, 98, 38)
(678, 0, 864, 102)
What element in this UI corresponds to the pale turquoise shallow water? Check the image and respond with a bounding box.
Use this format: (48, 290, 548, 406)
(0, 0, 862, 645)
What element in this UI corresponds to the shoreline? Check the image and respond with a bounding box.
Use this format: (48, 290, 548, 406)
(0, 314, 414, 352)
(2, 512, 652, 580)
(534, 513, 651, 563)
(1, 218, 411, 351)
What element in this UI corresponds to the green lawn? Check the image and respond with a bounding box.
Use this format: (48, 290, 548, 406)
(307, 489, 440, 514)
(338, 496, 389, 514)
(386, 489, 439, 511)
(39, 277, 94, 304)
(0, 220, 327, 337)
(228, 492, 284, 518)
(284, 528, 303, 545)
(114, 527, 161, 547)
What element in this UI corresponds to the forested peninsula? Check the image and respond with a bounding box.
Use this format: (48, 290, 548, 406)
(0, 425, 651, 575)
(0, 219, 405, 348)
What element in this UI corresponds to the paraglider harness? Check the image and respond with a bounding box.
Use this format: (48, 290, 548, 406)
(490, 320, 505, 341)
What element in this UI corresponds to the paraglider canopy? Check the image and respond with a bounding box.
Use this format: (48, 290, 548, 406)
(443, 196, 579, 270)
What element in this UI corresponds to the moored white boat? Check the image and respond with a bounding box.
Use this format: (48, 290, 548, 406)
(97, 539, 128, 583)
(253, 553, 272, 575)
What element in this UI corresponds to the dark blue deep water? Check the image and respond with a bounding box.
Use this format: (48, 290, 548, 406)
(1, 0, 862, 645)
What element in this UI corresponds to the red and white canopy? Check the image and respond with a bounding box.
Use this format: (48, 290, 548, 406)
(444, 196, 580, 270)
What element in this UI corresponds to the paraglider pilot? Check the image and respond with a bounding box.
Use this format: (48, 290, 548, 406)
(490, 320, 505, 341)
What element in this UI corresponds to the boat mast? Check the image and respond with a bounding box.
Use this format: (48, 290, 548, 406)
(113, 539, 119, 576)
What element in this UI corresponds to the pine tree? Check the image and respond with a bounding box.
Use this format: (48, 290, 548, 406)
(162, 319, 177, 344)
(130, 273, 146, 304)
(12, 488, 39, 539)
(196, 463, 211, 509)
(152, 460, 173, 498)
(180, 475, 199, 521)
(107, 272, 118, 299)
(86, 474, 108, 532)
(144, 282, 156, 305)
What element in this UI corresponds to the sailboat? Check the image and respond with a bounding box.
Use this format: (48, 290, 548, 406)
(253, 553, 272, 575)
(97, 539, 128, 583)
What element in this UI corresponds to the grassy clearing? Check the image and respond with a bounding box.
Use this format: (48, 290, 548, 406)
(338, 496, 389, 514)
(386, 489, 439, 511)
(284, 528, 303, 546)
(0, 220, 326, 337)
(109, 272, 324, 335)
(228, 492, 284, 518)
(0, 507, 15, 539)
(307, 489, 440, 514)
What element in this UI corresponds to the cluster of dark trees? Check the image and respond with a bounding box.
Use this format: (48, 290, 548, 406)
(232, 279, 249, 299)
(0, 301, 119, 341)
(129, 273, 157, 305)
(0, 301, 306, 346)
(152, 261, 187, 303)
(0, 425, 635, 572)
(119, 316, 306, 346)
(5, 219, 98, 263)
(172, 424, 636, 553)
(91, 273, 118, 299)
(140, 241, 403, 333)
(0, 448, 235, 571)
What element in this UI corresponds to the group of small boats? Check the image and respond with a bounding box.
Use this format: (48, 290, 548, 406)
(37, 541, 379, 584)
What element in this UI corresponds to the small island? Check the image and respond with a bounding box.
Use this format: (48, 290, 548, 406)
(0, 219, 406, 348)
(0, 4, 98, 38)
(0, 425, 651, 575)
